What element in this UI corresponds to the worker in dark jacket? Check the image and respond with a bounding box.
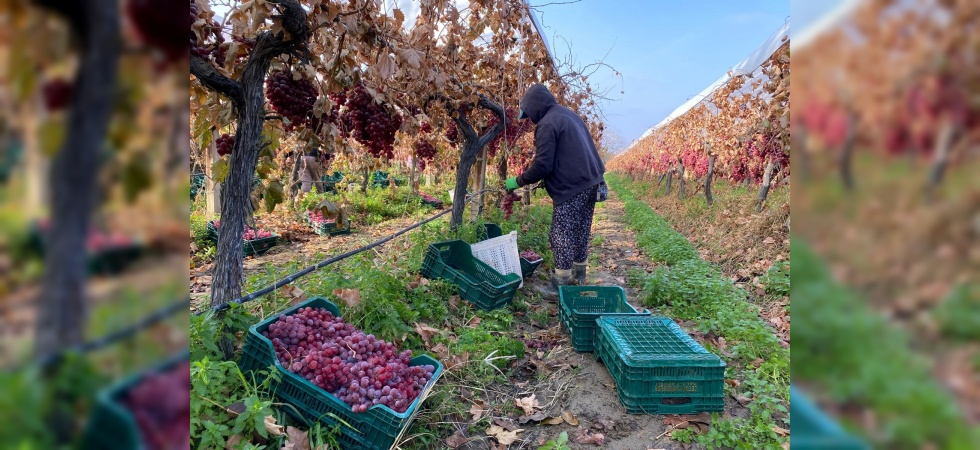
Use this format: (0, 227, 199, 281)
(505, 83, 606, 289)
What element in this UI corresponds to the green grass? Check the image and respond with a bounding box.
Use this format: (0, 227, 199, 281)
(608, 174, 789, 450)
(792, 238, 980, 449)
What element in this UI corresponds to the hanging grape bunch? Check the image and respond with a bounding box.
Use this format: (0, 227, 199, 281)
(266, 70, 319, 131)
(338, 83, 402, 160)
(413, 138, 437, 171)
(502, 191, 521, 220)
(216, 133, 235, 156)
(42, 78, 73, 111)
(444, 122, 459, 146)
(189, 0, 225, 61)
(486, 107, 532, 157)
(126, 0, 189, 62)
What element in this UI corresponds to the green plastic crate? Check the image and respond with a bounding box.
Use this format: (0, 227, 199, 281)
(558, 286, 650, 352)
(208, 221, 280, 256)
(238, 297, 444, 450)
(420, 240, 522, 310)
(304, 211, 353, 237)
(478, 223, 544, 279)
(28, 222, 144, 275)
(790, 385, 869, 449)
(594, 316, 726, 414)
(81, 352, 190, 450)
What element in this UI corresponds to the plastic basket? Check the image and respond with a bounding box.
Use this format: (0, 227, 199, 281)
(594, 316, 726, 414)
(478, 223, 544, 279)
(420, 240, 522, 310)
(209, 221, 280, 256)
(470, 231, 523, 288)
(238, 297, 444, 450)
(304, 211, 353, 236)
(81, 352, 190, 450)
(28, 222, 144, 275)
(558, 286, 651, 352)
(790, 385, 870, 449)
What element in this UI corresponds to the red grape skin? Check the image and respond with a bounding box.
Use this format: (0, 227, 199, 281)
(261, 307, 435, 413)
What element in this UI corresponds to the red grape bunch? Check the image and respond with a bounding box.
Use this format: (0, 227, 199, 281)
(502, 191, 521, 220)
(216, 133, 235, 156)
(520, 249, 541, 261)
(123, 361, 191, 450)
(266, 70, 319, 131)
(338, 84, 403, 160)
(189, 0, 225, 61)
(213, 220, 273, 240)
(307, 211, 336, 225)
(126, 0, 189, 62)
(486, 108, 533, 157)
(444, 122, 459, 146)
(413, 139, 437, 171)
(261, 307, 437, 414)
(42, 78, 73, 111)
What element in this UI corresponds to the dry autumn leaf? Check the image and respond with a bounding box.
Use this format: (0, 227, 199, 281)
(469, 401, 486, 421)
(332, 288, 361, 308)
(281, 426, 310, 450)
(445, 430, 468, 449)
(487, 424, 524, 446)
(414, 323, 440, 347)
(561, 411, 579, 426)
(279, 285, 306, 306)
(514, 394, 542, 415)
(264, 415, 285, 436)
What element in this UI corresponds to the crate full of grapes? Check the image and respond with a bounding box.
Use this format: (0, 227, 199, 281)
(238, 297, 443, 450)
(32, 219, 144, 275)
(305, 210, 352, 236)
(81, 352, 190, 450)
(209, 220, 279, 256)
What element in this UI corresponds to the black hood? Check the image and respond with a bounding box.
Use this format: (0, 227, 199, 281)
(519, 84, 557, 124)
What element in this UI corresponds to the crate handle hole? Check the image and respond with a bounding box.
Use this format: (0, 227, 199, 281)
(661, 397, 692, 405)
(579, 291, 598, 297)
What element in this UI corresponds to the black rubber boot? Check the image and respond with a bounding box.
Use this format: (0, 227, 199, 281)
(550, 268, 574, 291)
(573, 262, 587, 284)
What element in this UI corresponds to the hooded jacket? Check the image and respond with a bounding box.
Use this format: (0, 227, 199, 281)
(515, 84, 605, 205)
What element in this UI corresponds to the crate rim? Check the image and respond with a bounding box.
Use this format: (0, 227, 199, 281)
(425, 240, 522, 287)
(247, 296, 445, 419)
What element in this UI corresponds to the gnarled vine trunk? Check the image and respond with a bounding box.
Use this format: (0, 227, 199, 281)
(756, 157, 775, 212)
(448, 96, 506, 230)
(35, 0, 120, 360)
(677, 160, 686, 199)
(704, 154, 715, 206)
(926, 120, 958, 201)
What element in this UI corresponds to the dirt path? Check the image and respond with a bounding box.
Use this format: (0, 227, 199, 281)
(498, 190, 744, 450)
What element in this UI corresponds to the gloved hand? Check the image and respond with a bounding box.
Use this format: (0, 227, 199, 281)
(505, 177, 519, 191)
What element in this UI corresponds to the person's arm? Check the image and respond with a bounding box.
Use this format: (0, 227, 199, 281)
(516, 123, 557, 187)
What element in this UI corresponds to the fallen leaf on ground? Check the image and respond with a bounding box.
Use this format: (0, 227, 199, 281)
(415, 323, 440, 347)
(331, 288, 361, 307)
(467, 316, 482, 327)
(225, 434, 243, 449)
(592, 418, 615, 430)
(487, 424, 524, 446)
(264, 415, 285, 436)
(572, 427, 604, 446)
(279, 285, 306, 306)
(518, 411, 548, 424)
(561, 411, 579, 426)
(470, 401, 486, 421)
(281, 426, 310, 450)
(515, 394, 542, 415)
(772, 425, 790, 437)
(493, 418, 521, 431)
(445, 430, 468, 449)
(541, 416, 564, 425)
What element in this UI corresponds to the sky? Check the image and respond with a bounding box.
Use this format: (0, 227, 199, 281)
(526, 0, 840, 149)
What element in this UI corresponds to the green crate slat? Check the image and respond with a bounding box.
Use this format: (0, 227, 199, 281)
(558, 286, 650, 352)
(478, 223, 542, 278)
(81, 352, 190, 450)
(790, 385, 870, 449)
(237, 297, 444, 450)
(419, 240, 521, 311)
(594, 316, 726, 415)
